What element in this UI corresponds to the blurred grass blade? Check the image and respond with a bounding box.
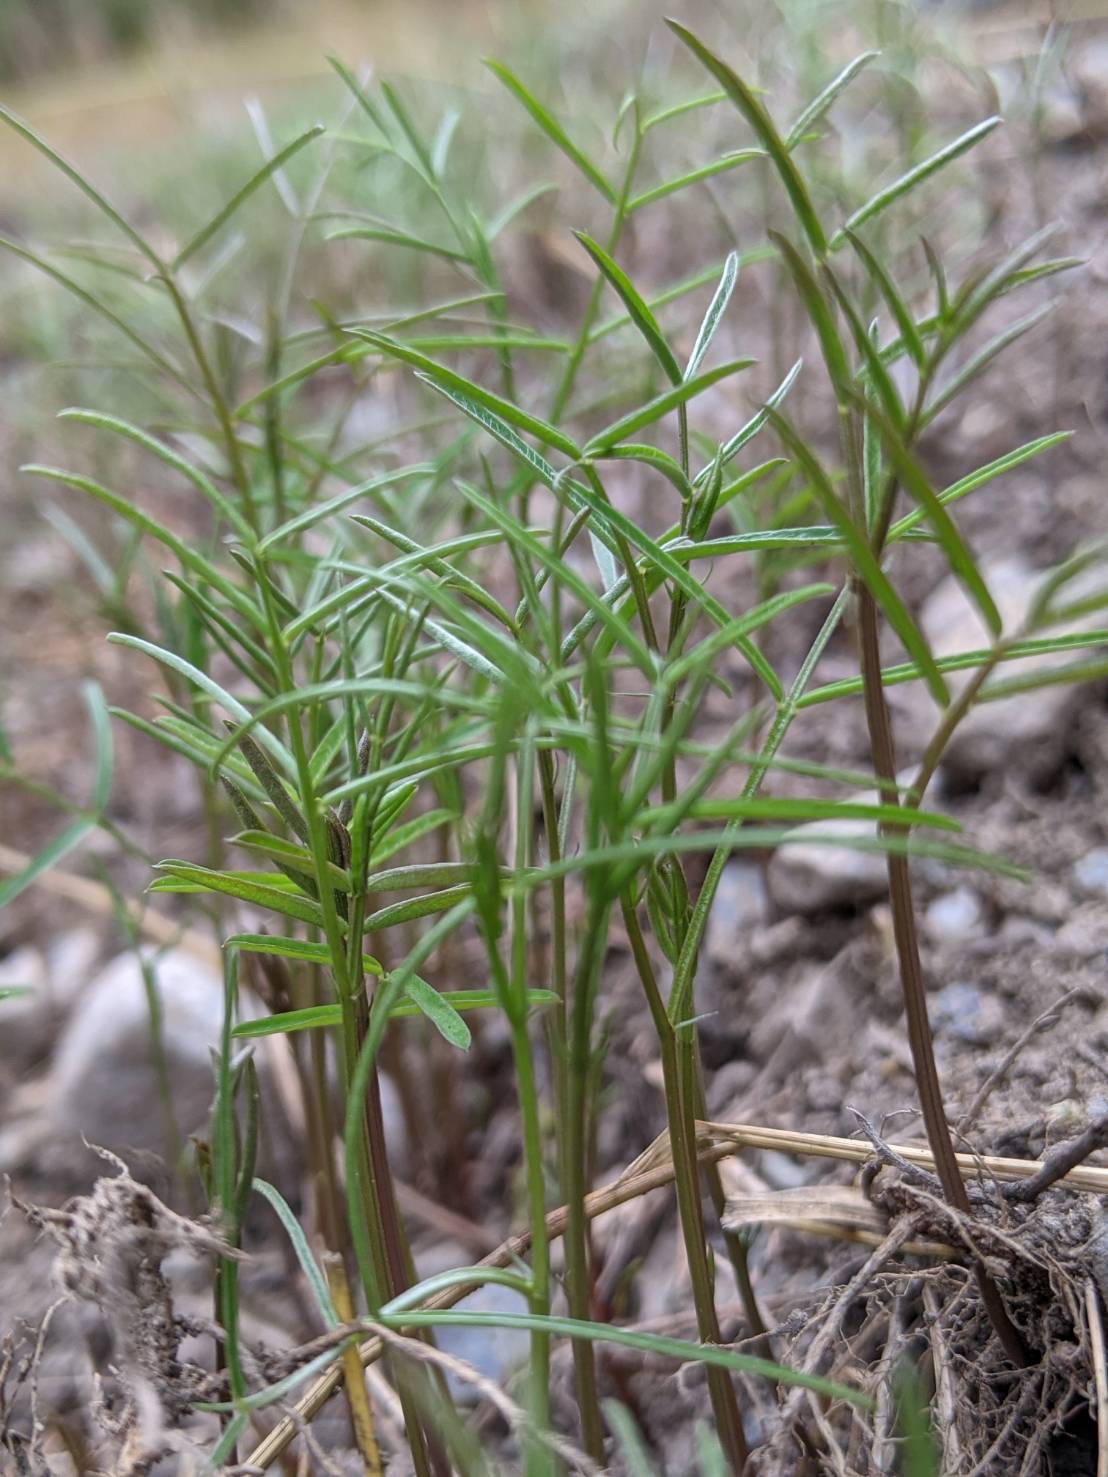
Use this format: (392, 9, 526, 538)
(667, 21, 828, 255)
(0, 103, 161, 267)
(173, 125, 326, 270)
(0, 817, 90, 911)
(326, 224, 472, 263)
(327, 55, 389, 136)
(831, 117, 1001, 249)
(484, 59, 616, 202)
(0, 682, 111, 908)
(487, 181, 558, 239)
(604, 1401, 660, 1475)
(786, 51, 879, 148)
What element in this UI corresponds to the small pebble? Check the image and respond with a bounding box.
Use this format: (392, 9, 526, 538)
(1074, 847, 1108, 895)
(924, 886, 982, 944)
(931, 981, 1005, 1046)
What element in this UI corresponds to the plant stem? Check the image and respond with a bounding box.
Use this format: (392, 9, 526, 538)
(563, 897, 612, 1463)
(855, 581, 1026, 1366)
(622, 898, 749, 1469)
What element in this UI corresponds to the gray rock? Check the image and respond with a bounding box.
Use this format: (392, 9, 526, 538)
(1055, 904, 1108, 959)
(704, 861, 770, 961)
(895, 557, 1108, 780)
(47, 946, 229, 1160)
(768, 809, 888, 914)
(931, 981, 1005, 1046)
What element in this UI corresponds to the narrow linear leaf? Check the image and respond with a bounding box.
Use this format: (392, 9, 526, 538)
(845, 229, 926, 370)
(401, 974, 471, 1049)
(574, 231, 681, 383)
(152, 861, 326, 927)
(770, 231, 851, 394)
(455, 479, 656, 675)
(230, 988, 559, 1040)
(695, 357, 803, 485)
(831, 116, 1002, 249)
(645, 796, 960, 832)
(628, 149, 763, 212)
(351, 329, 580, 457)
(685, 250, 739, 380)
(666, 583, 834, 686)
(0, 818, 90, 910)
(594, 443, 692, 501)
(0, 236, 194, 392)
(108, 634, 295, 774)
(0, 103, 160, 266)
(484, 59, 616, 202)
(226, 933, 383, 975)
(642, 91, 728, 132)
(326, 225, 472, 263)
(563, 475, 782, 698)
(667, 21, 828, 255)
(487, 181, 558, 239)
(889, 433, 1071, 541)
(231, 832, 350, 891)
(923, 302, 1054, 426)
(851, 389, 1000, 635)
(796, 630, 1108, 707)
(786, 52, 879, 149)
(767, 411, 948, 703)
(253, 1179, 339, 1327)
(584, 358, 755, 453)
(365, 886, 473, 931)
(25, 466, 260, 625)
(58, 408, 253, 541)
